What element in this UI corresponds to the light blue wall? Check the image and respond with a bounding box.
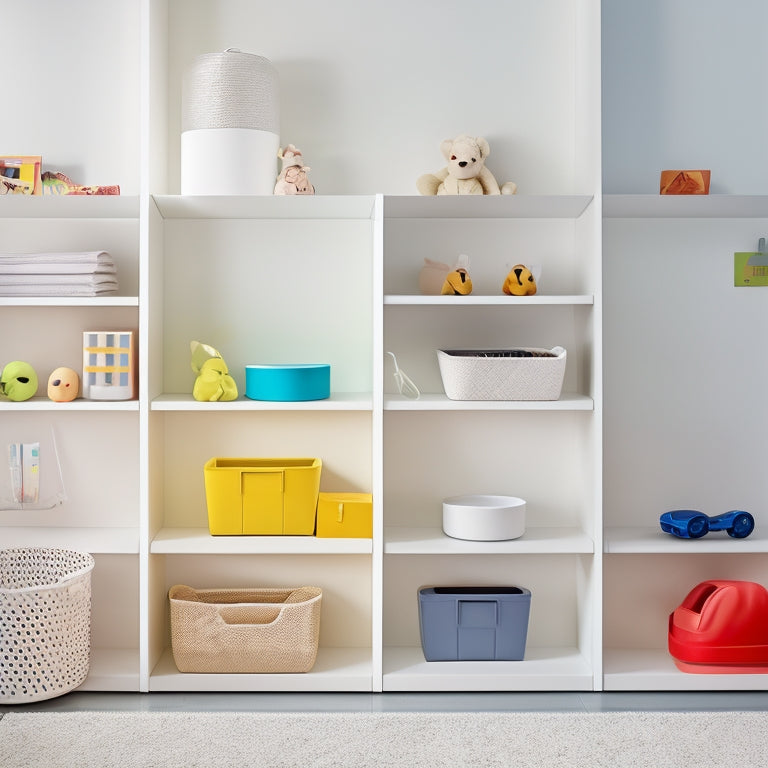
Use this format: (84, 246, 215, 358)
(602, 0, 768, 194)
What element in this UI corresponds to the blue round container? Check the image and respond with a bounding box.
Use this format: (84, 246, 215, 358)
(245, 364, 330, 401)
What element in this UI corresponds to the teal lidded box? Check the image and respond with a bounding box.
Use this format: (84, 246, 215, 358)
(245, 364, 330, 402)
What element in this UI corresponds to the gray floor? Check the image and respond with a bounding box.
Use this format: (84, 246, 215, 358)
(4, 690, 768, 714)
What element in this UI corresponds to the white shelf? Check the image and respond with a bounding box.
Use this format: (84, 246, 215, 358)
(151, 527, 372, 555)
(0, 526, 139, 554)
(151, 194, 377, 220)
(0, 397, 139, 412)
(0, 296, 139, 307)
(384, 393, 594, 411)
(151, 393, 372, 411)
(149, 647, 372, 692)
(384, 294, 594, 306)
(80, 648, 141, 692)
(382, 195, 595, 219)
(603, 194, 768, 218)
(383, 647, 593, 691)
(603, 650, 768, 691)
(385, 526, 593, 555)
(0, 195, 139, 219)
(605, 527, 768, 554)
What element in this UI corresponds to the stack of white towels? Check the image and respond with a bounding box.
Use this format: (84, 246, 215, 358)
(0, 251, 118, 296)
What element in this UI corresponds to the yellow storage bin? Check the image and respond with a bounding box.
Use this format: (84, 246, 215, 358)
(316, 492, 373, 538)
(204, 457, 322, 535)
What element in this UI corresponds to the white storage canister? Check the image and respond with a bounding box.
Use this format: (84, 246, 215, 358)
(181, 48, 279, 195)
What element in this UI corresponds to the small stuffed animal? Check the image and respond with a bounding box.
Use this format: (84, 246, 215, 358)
(0, 361, 38, 401)
(441, 268, 473, 295)
(503, 264, 537, 296)
(417, 135, 517, 196)
(190, 341, 238, 402)
(274, 144, 315, 195)
(47, 367, 80, 402)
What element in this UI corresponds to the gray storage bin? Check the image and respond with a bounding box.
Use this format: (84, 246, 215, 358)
(418, 586, 531, 661)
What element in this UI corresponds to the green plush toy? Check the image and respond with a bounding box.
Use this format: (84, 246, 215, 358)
(0, 361, 38, 401)
(190, 341, 238, 402)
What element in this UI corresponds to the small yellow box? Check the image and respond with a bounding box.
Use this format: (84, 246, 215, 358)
(316, 493, 373, 538)
(204, 457, 322, 535)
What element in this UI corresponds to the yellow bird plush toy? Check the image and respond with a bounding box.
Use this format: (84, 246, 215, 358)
(502, 264, 537, 296)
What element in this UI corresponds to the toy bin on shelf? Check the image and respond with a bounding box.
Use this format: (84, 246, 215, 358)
(0, 548, 95, 704)
(418, 586, 531, 661)
(204, 457, 322, 535)
(169, 585, 322, 673)
(668, 580, 768, 673)
(245, 364, 330, 402)
(316, 492, 373, 538)
(437, 347, 566, 401)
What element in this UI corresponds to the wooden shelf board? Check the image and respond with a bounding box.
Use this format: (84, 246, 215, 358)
(384, 526, 594, 555)
(605, 526, 768, 554)
(383, 647, 593, 691)
(384, 393, 594, 411)
(149, 647, 373, 692)
(151, 393, 372, 411)
(151, 527, 372, 555)
(603, 649, 768, 691)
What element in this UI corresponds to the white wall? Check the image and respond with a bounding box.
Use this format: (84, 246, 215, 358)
(602, 0, 768, 194)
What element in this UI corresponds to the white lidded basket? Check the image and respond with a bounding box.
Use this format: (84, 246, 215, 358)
(0, 548, 94, 704)
(437, 346, 566, 401)
(169, 585, 322, 673)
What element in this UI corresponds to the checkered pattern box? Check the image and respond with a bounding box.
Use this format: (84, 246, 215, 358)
(82, 331, 136, 400)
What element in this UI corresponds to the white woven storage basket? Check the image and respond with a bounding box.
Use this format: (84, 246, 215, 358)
(437, 346, 567, 401)
(169, 585, 322, 673)
(0, 548, 94, 704)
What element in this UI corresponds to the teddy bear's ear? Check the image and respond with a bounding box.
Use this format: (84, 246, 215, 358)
(477, 137, 490, 158)
(440, 139, 455, 159)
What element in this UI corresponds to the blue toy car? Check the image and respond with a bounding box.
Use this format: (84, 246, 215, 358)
(659, 510, 755, 539)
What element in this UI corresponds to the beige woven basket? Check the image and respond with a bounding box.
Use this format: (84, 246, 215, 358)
(169, 585, 322, 673)
(0, 548, 94, 704)
(437, 346, 566, 401)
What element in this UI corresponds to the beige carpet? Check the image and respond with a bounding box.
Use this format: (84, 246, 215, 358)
(1, 709, 766, 767)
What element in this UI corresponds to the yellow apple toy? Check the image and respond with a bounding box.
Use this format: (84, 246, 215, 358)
(503, 264, 537, 296)
(48, 367, 80, 402)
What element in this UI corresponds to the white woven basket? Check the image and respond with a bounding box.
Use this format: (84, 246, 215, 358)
(169, 585, 322, 674)
(0, 548, 94, 704)
(437, 346, 566, 401)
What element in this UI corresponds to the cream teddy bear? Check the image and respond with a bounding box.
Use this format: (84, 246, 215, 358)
(416, 134, 517, 196)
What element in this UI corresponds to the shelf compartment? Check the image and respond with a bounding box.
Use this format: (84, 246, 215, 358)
(384, 393, 594, 411)
(385, 526, 593, 555)
(79, 648, 141, 692)
(0, 398, 139, 412)
(151, 527, 372, 555)
(384, 295, 594, 306)
(604, 649, 768, 692)
(149, 647, 372, 692)
(605, 526, 768, 554)
(383, 647, 593, 691)
(382, 195, 595, 220)
(603, 194, 768, 219)
(0, 526, 139, 554)
(0, 195, 139, 219)
(152, 195, 376, 220)
(151, 393, 372, 411)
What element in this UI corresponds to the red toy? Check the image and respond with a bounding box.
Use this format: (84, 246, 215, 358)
(668, 580, 768, 673)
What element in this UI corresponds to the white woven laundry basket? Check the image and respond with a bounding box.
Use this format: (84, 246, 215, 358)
(0, 548, 94, 704)
(437, 346, 566, 400)
(169, 585, 322, 673)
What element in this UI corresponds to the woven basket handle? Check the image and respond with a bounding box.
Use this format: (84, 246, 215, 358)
(217, 604, 283, 626)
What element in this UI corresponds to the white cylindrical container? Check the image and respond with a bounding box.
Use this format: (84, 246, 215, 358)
(181, 49, 279, 195)
(442, 495, 526, 541)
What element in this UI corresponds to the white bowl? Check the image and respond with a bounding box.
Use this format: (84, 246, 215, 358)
(442, 495, 526, 541)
